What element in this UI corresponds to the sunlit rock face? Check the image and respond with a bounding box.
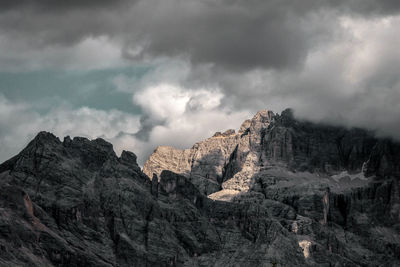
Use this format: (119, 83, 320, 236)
(1, 109, 400, 266)
(298, 240, 312, 258)
(145, 108, 382, 201)
(144, 110, 276, 197)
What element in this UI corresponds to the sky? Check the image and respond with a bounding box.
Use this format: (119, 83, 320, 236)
(0, 0, 400, 165)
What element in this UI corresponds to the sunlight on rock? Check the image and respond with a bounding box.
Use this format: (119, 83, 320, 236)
(298, 240, 312, 259)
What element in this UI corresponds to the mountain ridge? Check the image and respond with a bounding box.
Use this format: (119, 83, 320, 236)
(144, 108, 397, 201)
(0, 108, 399, 266)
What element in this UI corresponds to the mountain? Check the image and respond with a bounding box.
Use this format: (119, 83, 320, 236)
(145, 109, 400, 195)
(0, 109, 399, 266)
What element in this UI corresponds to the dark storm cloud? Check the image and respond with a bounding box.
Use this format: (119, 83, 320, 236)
(0, 0, 130, 12)
(1, 0, 399, 70)
(129, 0, 315, 71)
(130, 0, 400, 71)
(131, 0, 400, 71)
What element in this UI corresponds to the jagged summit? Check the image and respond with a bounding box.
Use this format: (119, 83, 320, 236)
(143, 108, 279, 194)
(252, 109, 275, 121)
(22, 131, 115, 155)
(34, 130, 60, 141)
(144, 108, 397, 199)
(0, 131, 141, 177)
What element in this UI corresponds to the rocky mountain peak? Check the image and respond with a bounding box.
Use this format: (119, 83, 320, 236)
(246, 109, 275, 133)
(34, 131, 61, 143)
(253, 109, 275, 122)
(22, 131, 63, 153)
(0, 131, 140, 179)
(144, 108, 398, 199)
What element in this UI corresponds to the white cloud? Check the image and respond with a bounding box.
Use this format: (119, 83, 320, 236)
(339, 15, 400, 87)
(0, 95, 140, 162)
(111, 60, 253, 165)
(131, 83, 250, 164)
(134, 84, 191, 121)
(0, 88, 251, 167)
(43, 106, 140, 140)
(289, 15, 400, 136)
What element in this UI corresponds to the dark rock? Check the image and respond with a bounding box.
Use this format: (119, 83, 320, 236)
(0, 130, 307, 266)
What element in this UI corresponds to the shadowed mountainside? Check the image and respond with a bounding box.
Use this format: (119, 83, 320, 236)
(0, 132, 306, 266)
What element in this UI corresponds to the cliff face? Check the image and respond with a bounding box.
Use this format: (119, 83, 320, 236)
(143, 110, 275, 196)
(1, 109, 400, 266)
(144, 109, 380, 199)
(143, 129, 242, 195)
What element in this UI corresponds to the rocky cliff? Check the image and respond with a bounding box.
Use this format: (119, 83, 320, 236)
(143, 110, 276, 197)
(144, 109, 383, 200)
(0, 108, 399, 266)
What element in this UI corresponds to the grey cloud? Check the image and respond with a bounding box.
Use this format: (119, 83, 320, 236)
(334, 0, 400, 16)
(0, 0, 131, 12)
(1, 0, 400, 70)
(1, 0, 400, 155)
(134, 115, 165, 142)
(205, 14, 400, 139)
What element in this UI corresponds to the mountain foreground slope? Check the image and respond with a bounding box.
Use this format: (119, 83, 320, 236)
(0, 109, 399, 266)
